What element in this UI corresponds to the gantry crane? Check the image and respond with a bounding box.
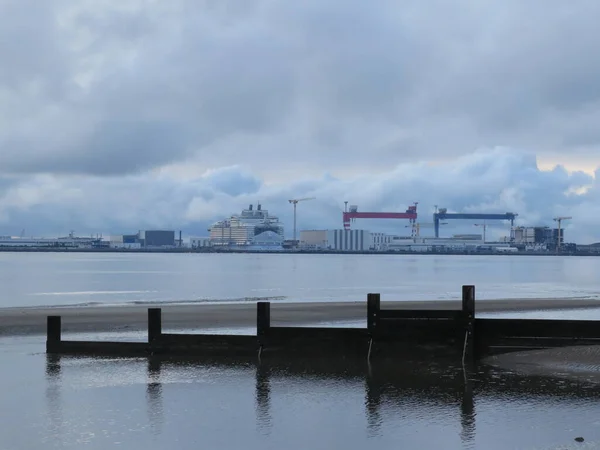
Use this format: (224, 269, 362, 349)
(343, 202, 418, 231)
(433, 208, 517, 239)
(288, 197, 316, 246)
(553, 216, 572, 253)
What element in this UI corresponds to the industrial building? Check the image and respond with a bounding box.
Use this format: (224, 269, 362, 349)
(300, 229, 370, 251)
(109, 230, 176, 248)
(109, 235, 141, 249)
(190, 237, 211, 248)
(299, 229, 519, 253)
(0, 235, 105, 248)
(140, 230, 176, 247)
(512, 226, 564, 251)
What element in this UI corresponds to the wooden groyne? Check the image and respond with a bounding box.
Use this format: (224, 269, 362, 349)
(45, 285, 600, 361)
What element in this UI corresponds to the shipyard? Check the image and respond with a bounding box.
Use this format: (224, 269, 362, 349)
(0, 199, 595, 255)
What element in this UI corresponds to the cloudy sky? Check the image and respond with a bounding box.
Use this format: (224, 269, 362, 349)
(1, 0, 600, 243)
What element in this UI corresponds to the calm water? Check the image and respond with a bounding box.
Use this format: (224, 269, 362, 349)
(3, 252, 600, 449)
(1, 252, 600, 307)
(3, 334, 600, 450)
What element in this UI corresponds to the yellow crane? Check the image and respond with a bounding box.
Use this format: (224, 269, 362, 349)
(406, 222, 447, 239)
(288, 197, 316, 246)
(553, 216, 572, 253)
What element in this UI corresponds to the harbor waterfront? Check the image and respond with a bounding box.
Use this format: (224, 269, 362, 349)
(4, 252, 600, 448)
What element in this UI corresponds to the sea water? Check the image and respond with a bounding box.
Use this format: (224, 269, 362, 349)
(3, 252, 600, 448)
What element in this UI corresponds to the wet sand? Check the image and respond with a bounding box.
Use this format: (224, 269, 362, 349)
(2, 297, 600, 336)
(485, 345, 600, 384)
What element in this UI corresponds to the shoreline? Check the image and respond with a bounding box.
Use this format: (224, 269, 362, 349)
(0, 248, 588, 256)
(2, 297, 600, 337)
(485, 346, 600, 384)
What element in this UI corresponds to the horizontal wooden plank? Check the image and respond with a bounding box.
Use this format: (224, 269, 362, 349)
(49, 340, 150, 356)
(376, 318, 463, 331)
(267, 327, 369, 341)
(483, 336, 600, 347)
(159, 333, 256, 346)
(477, 318, 600, 339)
(380, 309, 464, 320)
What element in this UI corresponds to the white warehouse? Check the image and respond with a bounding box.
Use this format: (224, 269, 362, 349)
(300, 229, 370, 251)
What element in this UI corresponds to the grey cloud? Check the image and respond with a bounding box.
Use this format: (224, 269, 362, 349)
(4, 119, 192, 175)
(0, 149, 597, 243)
(1, 1, 600, 181)
(204, 166, 262, 197)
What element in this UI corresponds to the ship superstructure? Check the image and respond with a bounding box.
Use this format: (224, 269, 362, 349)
(208, 204, 284, 249)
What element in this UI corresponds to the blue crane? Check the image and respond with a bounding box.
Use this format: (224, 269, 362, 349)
(433, 208, 518, 239)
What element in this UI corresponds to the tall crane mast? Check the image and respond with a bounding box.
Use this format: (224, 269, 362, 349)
(553, 216, 572, 253)
(288, 197, 316, 246)
(405, 222, 443, 239)
(474, 222, 488, 243)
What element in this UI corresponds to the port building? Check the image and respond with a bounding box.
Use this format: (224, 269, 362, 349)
(299, 230, 516, 252)
(208, 204, 284, 250)
(0, 234, 106, 248)
(109, 230, 176, 248)
(512, 226, 563, 250)
(300, 229, 370, 251)
(190, 237, 211, 248)
(140, 230, 175, 247)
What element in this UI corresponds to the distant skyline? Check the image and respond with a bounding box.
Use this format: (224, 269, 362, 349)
(1, 1, 600, 243)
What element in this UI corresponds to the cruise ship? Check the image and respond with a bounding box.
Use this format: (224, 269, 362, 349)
(208, 204, 284, 249)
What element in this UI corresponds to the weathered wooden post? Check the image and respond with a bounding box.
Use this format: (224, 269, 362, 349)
(461, 285, 475, 363)
(148, 308, 162, 343)
(367, 293, 380, 334)
(257, 302, 271, 353)
(46, 316, 62, 353)
(367, 293, 380, 360)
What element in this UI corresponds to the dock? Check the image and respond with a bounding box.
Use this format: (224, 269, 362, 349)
(45, 285, 600, 361)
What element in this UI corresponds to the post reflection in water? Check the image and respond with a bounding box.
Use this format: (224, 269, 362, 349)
(364, 364, 382, 436)
(247, 356, 478, 443)
(47, 352, 600, 447)
(460, 379, 475, 444)
(146, 358, 164, 435)
(45, 354, 64, 446)
(255, 363, 272, 434)
(43, 354, 478, 442)
(363, 359, 476, 445)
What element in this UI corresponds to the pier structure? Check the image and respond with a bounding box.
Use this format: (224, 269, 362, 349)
(45, 285, 600, 361)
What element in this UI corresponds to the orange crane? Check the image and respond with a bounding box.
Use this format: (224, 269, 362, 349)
(288, 197, 316, 246)
(553, 216, 572, 253)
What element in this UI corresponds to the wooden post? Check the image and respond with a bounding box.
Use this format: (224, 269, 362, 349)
(461, 285, 475, 363)
(462, 285, 475, 318)
(148, 308, 162, 343)
(257, 302, 271, 339)
(367, 293, 380, 335)
(46, 316, 61, 353)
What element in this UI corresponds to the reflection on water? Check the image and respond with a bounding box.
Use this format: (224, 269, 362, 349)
(461, 381, 475, 444)
(255, 364, 272, 435)
(45, 354, 64, 448)
(40, 352, 600, 450)
(146, 359, 163, 436)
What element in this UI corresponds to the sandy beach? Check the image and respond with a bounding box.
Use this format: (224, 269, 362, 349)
(2, 297, 600, 336)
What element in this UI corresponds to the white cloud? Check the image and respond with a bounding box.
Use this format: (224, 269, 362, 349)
(0, 148, 597, 243)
